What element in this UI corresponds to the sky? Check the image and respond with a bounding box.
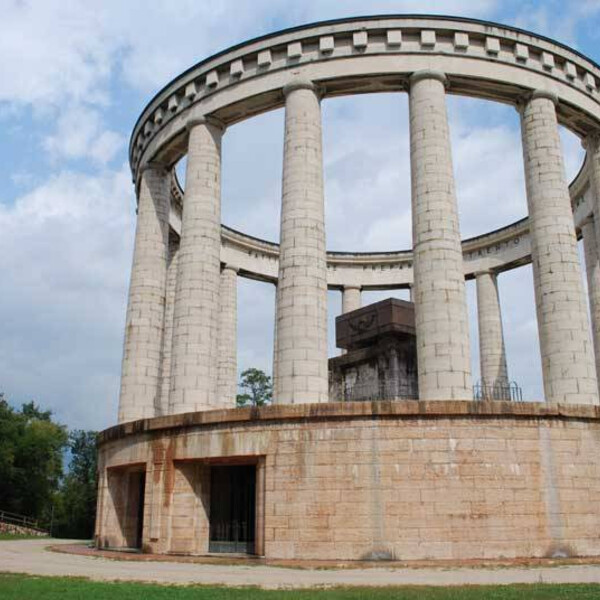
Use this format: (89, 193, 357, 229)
(1, 0, 600, 431)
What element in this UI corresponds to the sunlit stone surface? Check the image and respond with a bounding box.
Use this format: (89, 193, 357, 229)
(105, 16, 600, 562)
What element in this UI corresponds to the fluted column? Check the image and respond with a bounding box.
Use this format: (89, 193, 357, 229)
(520, 91, 597, 404)
(118, 164, 170, 423)
(217, 264, 238, 407)
(169, 118, 225, 414)
(475, 270, 509, 396)
(409, 70, 472, 400)
(342, 285, 361, 314)
(582, 219, 600, 390)
(158, 235, 179, 415)
(273, 78, 328, 404)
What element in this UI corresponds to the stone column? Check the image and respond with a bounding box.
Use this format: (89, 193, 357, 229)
(118, 163, 170, 423)
(475, 270, 509, 397)
(409, 70, 472, 400)
(340, 286, 361, 355)
(342, 285, 361, 314)
(143, 445, 169, 553)
(585, 132, 600, 392)
(272, 283, 278, 386)
(158, 235, 179, 415)
(169, 118, 225, 414)
(586, 132, 600, 246)
(520, 91, 598, 404)
(273, 78, 328, 404)
(582, 219, 600, 390)
(217, 264, 238, 407)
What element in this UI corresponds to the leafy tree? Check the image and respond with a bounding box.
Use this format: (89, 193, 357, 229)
(53, 430, 98, 539)
(0, 395, 67, 522)
(236, 368, 272, 407)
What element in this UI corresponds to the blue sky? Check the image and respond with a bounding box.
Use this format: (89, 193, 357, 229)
(1, 0, 600, 430)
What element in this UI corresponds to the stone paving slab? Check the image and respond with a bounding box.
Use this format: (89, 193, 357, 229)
(2, 539, 600, 589)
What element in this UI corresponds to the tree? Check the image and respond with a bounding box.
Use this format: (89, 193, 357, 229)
(236, 368, 272, 407)
(53, 430, 98, 539)
(0, 395, 67, 522)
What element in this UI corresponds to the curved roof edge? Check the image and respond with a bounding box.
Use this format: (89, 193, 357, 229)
(221, 216, 529, 258)
(129, 13, 600, 155)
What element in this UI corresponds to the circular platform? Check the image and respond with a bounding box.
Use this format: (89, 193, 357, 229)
(97, 401, 600, 561)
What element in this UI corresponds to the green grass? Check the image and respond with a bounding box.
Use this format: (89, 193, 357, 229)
(0, 574, 599, 599)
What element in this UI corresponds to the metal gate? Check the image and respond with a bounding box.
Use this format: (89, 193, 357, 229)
(208, 465, 256, 554)
(134, 471, 146, 550)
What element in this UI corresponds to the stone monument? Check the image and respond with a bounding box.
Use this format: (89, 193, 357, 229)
(95, 15, 600, 561)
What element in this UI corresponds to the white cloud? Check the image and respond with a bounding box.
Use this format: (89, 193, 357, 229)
(0, 1, 115, 108)
(560, 126, 586, 183)
(0, 166, 134, 429)
(322, 94, 411, 252)
(0, 0, 500, 112)
(449, 99, 528, 238)
(43, 105, 124, 165)
(237, 279, 276, 377)
(508, 0, 600, 47)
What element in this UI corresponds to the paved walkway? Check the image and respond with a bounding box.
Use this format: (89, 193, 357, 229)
(2, 539, 600, 589)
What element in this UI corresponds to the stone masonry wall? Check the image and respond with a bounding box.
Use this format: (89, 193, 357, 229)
(97, 404, 600, 561)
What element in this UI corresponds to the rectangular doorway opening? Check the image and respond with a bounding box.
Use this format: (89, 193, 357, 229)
(209, 464, 256, 554)
(133, 470, 146, 549)
(106, 466, 146, 550)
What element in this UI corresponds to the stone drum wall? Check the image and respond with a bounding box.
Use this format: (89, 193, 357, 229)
(96, 402, 600, 561)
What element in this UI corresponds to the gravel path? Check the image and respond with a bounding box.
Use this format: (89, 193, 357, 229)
(2, 539, 600, 589)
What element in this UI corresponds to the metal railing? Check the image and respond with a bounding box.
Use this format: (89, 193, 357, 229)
(0, 509, 47, 534)
(473, 380, 523, 402)
(335, 379, 419, 403)
(332, 377, 524, 403)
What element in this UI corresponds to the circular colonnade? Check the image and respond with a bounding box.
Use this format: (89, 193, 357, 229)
(96, 16, 600, 562)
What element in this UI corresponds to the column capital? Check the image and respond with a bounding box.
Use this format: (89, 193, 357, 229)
(529, 89, 559, 105)
(186, 115, 226, 134)
(409, 69, 448, 89)
(139, 160, 169, 177)
(515, 90, 559, 115)
(474, 269, 497, 278)
(221, 263, 239, 274)
(343, 284, 361, 292)
(580, 214, 595, 229)
(582, 130, 600, 151)
(283, 77, 318, 97)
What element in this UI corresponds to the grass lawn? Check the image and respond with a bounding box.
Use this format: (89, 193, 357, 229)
(1, 574, 600, 599)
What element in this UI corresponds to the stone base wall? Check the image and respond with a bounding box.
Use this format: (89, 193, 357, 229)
(0, 522, 47, 537)
(329, 336, 418, 402)
(96, 402, 600, 561)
